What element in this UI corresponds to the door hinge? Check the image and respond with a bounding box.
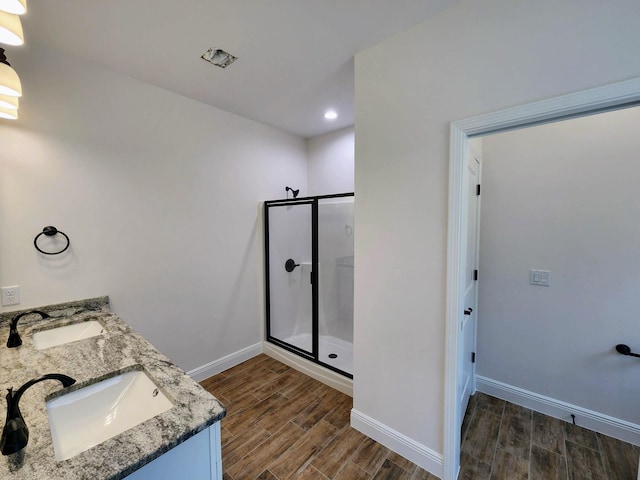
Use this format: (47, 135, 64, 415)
(471, 352, 476, 363)
(474, 269, 478, 281)
(476, 184, 481, 196)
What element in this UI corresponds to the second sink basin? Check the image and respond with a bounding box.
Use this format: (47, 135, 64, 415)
(32, 320, 105, 350)
(46, 369, 174, 460)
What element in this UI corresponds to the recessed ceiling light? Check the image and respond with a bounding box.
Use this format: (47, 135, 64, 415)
(201, 48, 237, 69)
(324, 110, 337, 120)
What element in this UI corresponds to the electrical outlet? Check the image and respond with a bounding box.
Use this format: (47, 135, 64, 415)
(1, 285, 20, 306)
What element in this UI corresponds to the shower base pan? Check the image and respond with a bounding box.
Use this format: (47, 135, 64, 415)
(281, 333, 353, 375)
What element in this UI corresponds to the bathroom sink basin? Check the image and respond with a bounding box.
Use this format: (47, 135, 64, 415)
(46, 370, 173, 460)
(32, 320, 105, 350)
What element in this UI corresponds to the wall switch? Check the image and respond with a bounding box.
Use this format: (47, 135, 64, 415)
(1, 285, 20, 306)
(530, 270, 551, 287)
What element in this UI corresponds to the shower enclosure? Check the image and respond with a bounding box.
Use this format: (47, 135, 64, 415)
(264, 193, 354, 378)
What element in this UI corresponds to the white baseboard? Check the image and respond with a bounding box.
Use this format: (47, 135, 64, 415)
(262, 341, 353, 397)
(187, 343, 264, 382)
(476, 375, 640, 446)
(351, 409, 443, 479)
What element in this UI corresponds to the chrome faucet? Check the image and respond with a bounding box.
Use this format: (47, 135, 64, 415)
(6, 310, 50, 348)
(0, 373, 76, 455)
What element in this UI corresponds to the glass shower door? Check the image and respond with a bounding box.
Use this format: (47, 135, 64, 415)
(317, 197, 354, 375)
(265, 201, 315, 356)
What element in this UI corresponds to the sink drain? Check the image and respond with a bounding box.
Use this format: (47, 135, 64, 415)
(328, 353, 338, 359)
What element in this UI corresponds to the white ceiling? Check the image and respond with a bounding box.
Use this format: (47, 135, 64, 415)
(24, 1, 459, 138)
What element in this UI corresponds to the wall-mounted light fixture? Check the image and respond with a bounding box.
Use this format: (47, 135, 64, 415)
(0, 10, 23, 45)
(0, 91, 17, 109)
(0, 104, 17, 119)
(0, 0, 26, 15)
(0, 0, 24, 120)
(0, 47, 21, 98)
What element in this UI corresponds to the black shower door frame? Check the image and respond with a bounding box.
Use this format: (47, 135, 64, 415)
(264, 192, 354, 379)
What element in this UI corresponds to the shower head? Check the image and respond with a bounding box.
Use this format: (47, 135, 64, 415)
(285, 186, 299, 198)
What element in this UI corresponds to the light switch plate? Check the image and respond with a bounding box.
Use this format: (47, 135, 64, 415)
(530, 270, 551, 287)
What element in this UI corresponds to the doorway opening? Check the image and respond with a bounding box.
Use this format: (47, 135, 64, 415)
(444, 77, 640, 479)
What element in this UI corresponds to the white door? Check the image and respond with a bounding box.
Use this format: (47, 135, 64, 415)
(457, 144, 481, 429)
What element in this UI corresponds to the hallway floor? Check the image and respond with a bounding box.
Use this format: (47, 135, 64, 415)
(201, 354, 437, 480)
(461, 392, 639, 480)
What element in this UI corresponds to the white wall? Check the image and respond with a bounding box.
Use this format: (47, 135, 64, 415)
(0, 42, 307, 372)
(353, 0, 640, 471)
(307, 126, 354, 196)
(478, 106, 640, 424)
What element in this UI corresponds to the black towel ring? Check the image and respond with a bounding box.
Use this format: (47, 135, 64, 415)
(34, 226, 70, 255)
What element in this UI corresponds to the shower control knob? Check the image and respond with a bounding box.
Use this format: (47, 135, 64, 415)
(464, 308, 473, 315)
(285, 259, 300, 272)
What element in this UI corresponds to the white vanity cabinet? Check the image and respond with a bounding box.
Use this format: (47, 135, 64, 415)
(125, 423, 222, 480)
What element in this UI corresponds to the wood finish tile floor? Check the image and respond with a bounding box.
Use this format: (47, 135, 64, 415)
(200, 354, 438, 480)
(202, 355, 639, 479)
(461, 392, 640, 480)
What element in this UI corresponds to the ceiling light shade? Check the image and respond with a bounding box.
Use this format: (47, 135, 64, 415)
(0, 0, 26, 15)
(0, 10, 23, 45)
(0, 59, 22, 97)
(0, 92, 17, 109)
(0, 104, 17, 119)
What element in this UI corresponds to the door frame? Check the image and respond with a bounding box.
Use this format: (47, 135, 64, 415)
(443, 77, 640, 479)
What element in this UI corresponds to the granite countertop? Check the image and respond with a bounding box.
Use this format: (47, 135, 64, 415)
(0, 297, 226, 479)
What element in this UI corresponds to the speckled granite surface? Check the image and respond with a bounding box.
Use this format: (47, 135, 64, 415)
(0, 297, 226, 479)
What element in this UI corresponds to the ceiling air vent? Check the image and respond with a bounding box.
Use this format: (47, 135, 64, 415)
(201, 48, 237, 68)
